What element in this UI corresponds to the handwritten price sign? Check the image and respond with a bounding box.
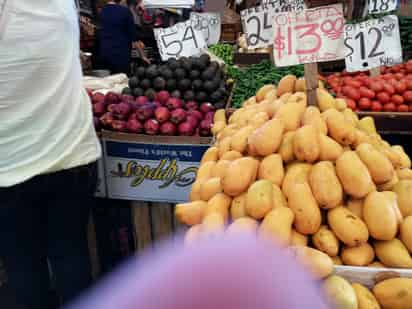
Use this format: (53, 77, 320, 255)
(272, 4, 346, 67)
(190, 12, 221, 46)
(154, 19, 207, 61)
(344, 15, 402, 72)
(241, 0, 306, 49)
(368, 0, 398, 14)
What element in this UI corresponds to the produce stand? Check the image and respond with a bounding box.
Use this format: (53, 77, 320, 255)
(357, 112, 412, 135)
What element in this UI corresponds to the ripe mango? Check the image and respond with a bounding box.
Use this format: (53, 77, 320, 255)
(277, 74, 296, 96)
(230, 193, 247, 220)
(341, 243, 375, 266)
(226, 217, 259, 236)
(210, 160, 231, 179)
(258, 154, 284, 186)
(200, 146, 219, 164)
(279, 131, 296, 163)
(230, 125, 255, 154)
(352, 283, 380, 309)
(204, 193, 232, 223)
(256, 84, 276, 102)
(400, 216, 412, 253)
(222, 157, 259, 196)
(282, 163, 312, 198)
(393, 180, 412, 217)
(293, 125, 320, 163)
(248, 118, 284, 156)
(290, 229, 308, 247)
(374, 238, 412, 268)
(246, 180, 273, 220)
(248, 112, 269, 129)
(302, 106, 328, 135)
(392, 145, 411, 169)
(317, 88, 336, 112)
(199, 177, 223, 201)
(175, 201, 208, 226)
(259, 207, 294, 246)
(323, 275, 358, 309)
(213, 109, 226, 124)
(272, 184, 287, 209)
(312, 225, 340, 257)
(397, 168, 412, 180)
(196, 161, 216, 181)
(373, 278, 412, 309)
(356, 143, 394, 184)
(346, 198, 364, 220)
(276, 101, 306, 132)
(324, 109, 356, 146)
(357, 116, 377, 135)
(189, 180, 202, 201)
(220, 150, 242, 161)
(290, 246, 334, 279)
(201, 213, 225, 239)
(319, 134, 344, 161)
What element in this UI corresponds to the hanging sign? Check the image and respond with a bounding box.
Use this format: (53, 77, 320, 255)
(272, 4, 346, 67)
(344, 15, 402, 72)
(368, 0, 398, 14)
(240, 0, 306, 49)
(154, 19, 207, 61)
(190, 12, 221, 46)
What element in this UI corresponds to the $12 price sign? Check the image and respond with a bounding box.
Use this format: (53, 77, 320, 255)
(344, 15, 402, 72)
(154, 19, 207, 61)
(190, 12, 221, 46)
(368, 0, 398, 14)
(272, 4, 346, 67)
(240, 0, 306, 50)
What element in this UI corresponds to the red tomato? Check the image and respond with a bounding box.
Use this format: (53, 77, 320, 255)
(403, 91, 412, 103)
(392, 94, 405, 105)
(376, 92, 391, 103)
(371, 101, 382, 112)
(406, 80, 412, 90)
(383, 103, 396, 112)
(342, 86, 360, 101)
(382, 73, 394, 80)
(397, 104, 409, 112)
(395, 73, 405, 80)
(388, 78, 398, 87)
(383, 83, 395, 95)
(406, 63, 412, 74)
(345, 98, 357, 111)
(359, 87, 375, 99)
(344, 79, 362, 88)
(359, 98, 372, 110)
(395, 81, 407, 94)
(409, 105, 412, 112)
(369, 81, 384, 93)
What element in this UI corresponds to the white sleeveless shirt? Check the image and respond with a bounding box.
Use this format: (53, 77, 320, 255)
(0, 0, 101, 187)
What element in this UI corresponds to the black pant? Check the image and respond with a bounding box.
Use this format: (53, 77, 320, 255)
(0, 162, 97, 309)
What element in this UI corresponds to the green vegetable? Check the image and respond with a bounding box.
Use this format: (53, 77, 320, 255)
(209, 44, 235, 66)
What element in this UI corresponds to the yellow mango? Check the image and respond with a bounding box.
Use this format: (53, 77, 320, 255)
(400, 216, 412, 253)
(288, 182, 321, 235)
(397, 168, 412, 180)
(363, 191, 398, 241)
(211, 121, 226, 135)
(204, 193, 232, 222)
(220, 150, 243, 161)
(302, 106, 328, 135)
(369, 261, 385, 268)
(293, 125, 320, 163)
(276, 101, 306, 132)
(189, 180, 202, 201)
(377, 173, 399, 191)
(343, 108, 359, 127)
(199, 177, 223, 201)
(196, 161, 216, 181)
(279, 92, 292, 103)
(309, 161, 343, 209)
(287, 92, 307, 105)
(218, 124, 239, 141)
(256, 84, 276, 102)
(317, 88, 336, 112)
(217, 137, 232, 158)
(323, 275, 358, 309)
(264, 89, 278, 102)
(335, 98, 347, 111)
(336, 151, 375, 198)
(200, 146, 219, 164)
(341, 243, 375, 266)
(230, 125, 255, 154)
(222, 157, 259, 196)
(258, 154, 284, 186)
(374, 238, 412, 268)
(290, 229, 308, 247)
(379, 146, 403, 169)
(277, 74, 297, 96)
(352, 129, 370, 149)
(248, 118, 284, 156)
(332, 256, 343, 265)
(392, 145, 411, 169)
(347, 198, 364, 220)
(184, 225, 202, 247)
(246, 180, 273, 220)
(248, 112, 269, 129)
(279, 131, 296, 163)
(373, 278, 412, 309)
(357, 117, 377, 135)
(382, 191, 403, 225)
(201, 213, 225, 239)
(230, 193, 247, 220)
(312, 225, 340, 257)
(272, 184, 287, 209)
(259, 207, 294, 246)
(356, 143, 395, 184)
(210, 160, 231, 179)
(328, 206, 369, 247)
(325, 109, 356, 146)
(294, 78, 306, 92)
(175, 201, 208, 226)
(319, 134, 344, 161)
(393, 180, 412, 217)
(226, 217, 259, 236)
(351, 283, 381, 309)
(282, 163, 312, 198)
(213, 109, 226, 124)
(290, 246, 334, 279)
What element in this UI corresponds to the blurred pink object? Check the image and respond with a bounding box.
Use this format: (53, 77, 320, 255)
(66, 236, 329, 309)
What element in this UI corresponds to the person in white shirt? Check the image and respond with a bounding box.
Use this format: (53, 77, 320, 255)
(0, 1, 101, 308)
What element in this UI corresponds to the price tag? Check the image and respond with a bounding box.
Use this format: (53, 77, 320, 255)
(154, 19, 207, 61)
(368, 0, 398, 14)
(344, 15, 402, 72)
(240, 0, 306, 49)
(190, 12, 221, 46)
(272, 4, 346, 67)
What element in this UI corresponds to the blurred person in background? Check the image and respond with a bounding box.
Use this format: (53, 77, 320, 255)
(0, 0, 101, 308)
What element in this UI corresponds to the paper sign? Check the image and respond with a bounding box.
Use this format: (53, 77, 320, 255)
(344, 15, 402, 72)
(368, 0, 398, 14)
(154, 19, 207, 61)
(241, 0, 306, 49)
(190, 12, 221, 46)
(103, 140, 209, 203)
(272, 4, 346, 67)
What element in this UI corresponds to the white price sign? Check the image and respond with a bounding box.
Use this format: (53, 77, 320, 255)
(344, 15, 402, 72)
(272, 4, 346, 67)
(240, 0, 306, 49)
(154, 19, 207, 61)
(190, 12, 221, 46)
(368, 0, 398, 14)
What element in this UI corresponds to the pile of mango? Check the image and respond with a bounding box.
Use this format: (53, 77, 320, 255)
(175, 74, 412, 281)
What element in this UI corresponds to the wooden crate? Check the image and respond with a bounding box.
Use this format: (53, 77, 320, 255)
(233, 51, 271, 67)
(221, 23, 241, 43)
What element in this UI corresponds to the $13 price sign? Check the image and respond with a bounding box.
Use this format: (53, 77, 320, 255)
(344, 15, 402, 72)
(240, 0, 306, 50)
(272, 4, 346, 67)
(154, 19, 207, 61)
(368, 0, 398, 14)
(190, 12, 221, 46)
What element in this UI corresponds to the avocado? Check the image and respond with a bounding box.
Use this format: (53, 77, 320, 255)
(135, 67, 146, 78)
(145, 89, 156, 101)
(201, 69, 214, 81)
(180, 57, 192, 72)
(218, 87, 228, 98)
(161, 68, 173, 80)
(199, 54, 211, 66)
(196, 91, 208, 103)
(178, 79, 191, 91)
(203, 81, 216, 93)
(167, 58, 179, 70)
(189, 70, 200, 79)
(171, 90, 181, 99)
(146, 65, 158, 79)
(209, 90, 222, 103)
(133, 87, 144, 97)
(140, 79, 151, 90)
(122, 87, 132, 95)
(191, 57, 201, 70)
(183, 90, 195, 102)
(209, 61, 219, 71)
(192, 79, 203, 91)
(166, 79, 177, 91)
(174, 68, 186, 79)
(128, 76, 139, 89)
(153, 77, 166, 91)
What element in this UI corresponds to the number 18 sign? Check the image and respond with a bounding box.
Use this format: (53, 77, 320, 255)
(272, 4, 346, 67)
